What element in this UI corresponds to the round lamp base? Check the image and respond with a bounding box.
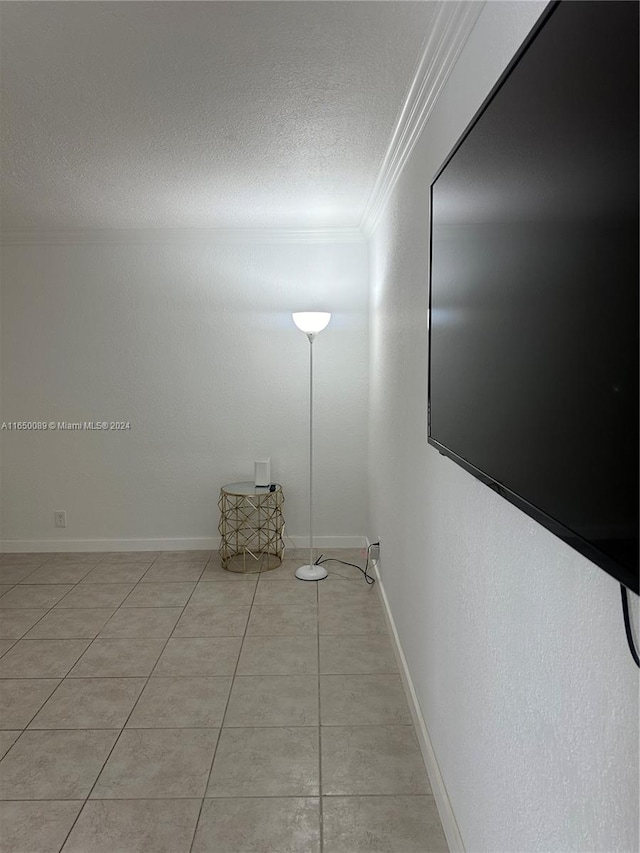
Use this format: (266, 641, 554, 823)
(295, 564, 328, 582)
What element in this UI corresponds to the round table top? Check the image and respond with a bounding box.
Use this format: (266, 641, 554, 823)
(221, 481, 282, 496)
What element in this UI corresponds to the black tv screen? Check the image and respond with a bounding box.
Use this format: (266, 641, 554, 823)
(428, 0, 639, 594)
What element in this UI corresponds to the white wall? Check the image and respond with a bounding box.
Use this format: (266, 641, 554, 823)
(369, 3, 639, 852)
(1, 238, 368, 549)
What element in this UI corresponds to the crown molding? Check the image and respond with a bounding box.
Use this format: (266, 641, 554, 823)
(0, 226, 367, 247)
(360, 0, 484, 238)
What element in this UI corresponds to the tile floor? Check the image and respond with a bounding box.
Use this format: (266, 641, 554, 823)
(0, 549, 448, 853)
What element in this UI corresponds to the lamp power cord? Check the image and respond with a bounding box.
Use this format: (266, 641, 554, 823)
(314, 542, 378, 585)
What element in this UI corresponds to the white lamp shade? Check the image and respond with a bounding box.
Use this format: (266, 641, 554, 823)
(292, 312, 331, 334)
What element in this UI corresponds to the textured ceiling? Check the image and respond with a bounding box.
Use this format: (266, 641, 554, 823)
(1, 1, 440, 232)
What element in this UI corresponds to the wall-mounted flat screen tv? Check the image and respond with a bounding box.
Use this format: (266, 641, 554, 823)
(428, 0, 639, 594)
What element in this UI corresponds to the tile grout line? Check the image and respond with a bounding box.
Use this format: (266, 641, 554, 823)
(0, 792, 435, 802)
(0, 559, 91, 641)
(0, 556, 161, 851)
(55, 551, 209, 853)
(3, 720, 409, 728)
(0, 638, 18, 658)
(0, 561, 114, 758)
(6, 721, 419, 729)
(187, 560, 261, 853)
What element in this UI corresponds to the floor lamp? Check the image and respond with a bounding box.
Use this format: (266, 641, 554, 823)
(292, 311, 331, 581)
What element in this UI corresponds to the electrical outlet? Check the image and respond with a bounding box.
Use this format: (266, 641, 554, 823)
(369, 541, 380, 561)
(54, 511, 66, 528)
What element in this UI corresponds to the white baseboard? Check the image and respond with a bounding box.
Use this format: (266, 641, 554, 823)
(370, 550, 466, 853)
(0, 534, 367, 554)
(0, 537, 219, 553)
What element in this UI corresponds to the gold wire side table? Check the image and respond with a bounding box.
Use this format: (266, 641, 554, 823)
(218, 482, 285, 573)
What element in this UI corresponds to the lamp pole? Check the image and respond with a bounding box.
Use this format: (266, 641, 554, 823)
(292, 312, 331, 581)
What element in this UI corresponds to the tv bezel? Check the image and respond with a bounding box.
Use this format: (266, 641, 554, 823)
(426, 0, 639, 595)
